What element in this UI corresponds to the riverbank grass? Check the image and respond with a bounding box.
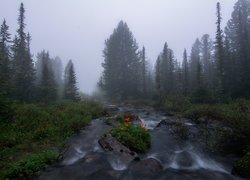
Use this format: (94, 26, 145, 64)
(0, 101, 103, 179)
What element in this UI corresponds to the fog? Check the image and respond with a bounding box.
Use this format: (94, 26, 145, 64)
(0, 0, 236, 94)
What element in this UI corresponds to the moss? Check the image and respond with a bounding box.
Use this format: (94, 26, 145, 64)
(233, 152, 250, 178)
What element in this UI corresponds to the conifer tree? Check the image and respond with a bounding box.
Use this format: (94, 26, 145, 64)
(36, 51, 57, 102)
(0, 19, 12, 120)
(0, 19, 11, 96)
(215, 2, 225, 91)
(12, 3, 35, 102)
(100, 21, 141, 100)
(141, 46, 147, 96)
(63, 60, 79, 101)
(182, 49, 189, 95)
(225, 0, 250, 97)
(200, 34, 214, 89)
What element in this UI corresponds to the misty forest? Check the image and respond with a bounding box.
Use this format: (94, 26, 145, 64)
(1, 0, 250, 179)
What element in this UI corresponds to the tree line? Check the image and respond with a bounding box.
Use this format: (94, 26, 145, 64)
(0, 3, 79, 106)
(100, 0, 250, 102)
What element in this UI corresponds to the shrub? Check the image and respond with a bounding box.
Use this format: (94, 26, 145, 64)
(233, 152, 250, 178)
(5, 150, 59, 179)
(110, 124, 150, 153)
(164, 95, 191, 114)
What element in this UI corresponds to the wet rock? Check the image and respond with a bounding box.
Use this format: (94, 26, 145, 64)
(155, 118, 178, 128)
(104, 105, 119, 113)
(158, 168, 237, 180)
(232, 152, 250, 178)
(39, 152, 112, 180)
(126, 158, 163, 177)
(175, 151, 195, 168)
(98, 134, 138, 164)
(103, 105, 119, 116)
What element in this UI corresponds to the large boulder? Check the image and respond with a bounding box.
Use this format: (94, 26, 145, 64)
(98, 134, 138, 165)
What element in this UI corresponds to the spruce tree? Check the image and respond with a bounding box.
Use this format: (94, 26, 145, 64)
(225, 0, 250, 98)
(100, 21, 141, 100)
(182, 49, 189, 95)
(0, 19, 11, 96)
(155, 56, 162, 98)
(36, 51, 57, 103)
(215, 2, 225, 92)
(190, 38, 202, 93)
(141, 46, 147, 96)
(63, 60, 79, 101)
(12, 3, 35, 102)
(200, 34, 214, 89)
(0, 19, 12, 120)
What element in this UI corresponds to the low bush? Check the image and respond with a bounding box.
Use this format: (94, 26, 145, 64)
(182, 100, 250, 155)
(110, 124, 150, 153)
(5, 150, 59, 179)
(233, 152, 250, 178)
(164, 95, 191, 114)
(105, 113, 151, 153)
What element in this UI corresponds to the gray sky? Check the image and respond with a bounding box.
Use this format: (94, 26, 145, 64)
(0, 0, 236, 94)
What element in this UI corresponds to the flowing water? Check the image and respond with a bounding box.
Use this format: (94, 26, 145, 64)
(38, 105, 240, 180)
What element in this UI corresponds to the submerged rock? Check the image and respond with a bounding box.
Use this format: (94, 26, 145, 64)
(175, 151, 195, 168)
(125, 158, 163, 177)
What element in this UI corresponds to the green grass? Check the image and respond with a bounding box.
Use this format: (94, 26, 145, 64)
(0, 101, 103, 179)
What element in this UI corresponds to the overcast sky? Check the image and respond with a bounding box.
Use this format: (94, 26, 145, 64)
(0, 0, 236, 94)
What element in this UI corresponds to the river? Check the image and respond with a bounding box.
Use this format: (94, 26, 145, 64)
(38, 105, 240, 180)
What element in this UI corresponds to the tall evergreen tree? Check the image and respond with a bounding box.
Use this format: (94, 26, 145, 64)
(182, 49, 189, 95)
(36, 51, 57, 102)
(154, 42, 176, 97)
(0, 19, 11, 96)
(63, 60, 79, 101)
(141, 46, 147, 96)
(189, 38, 202, 92)
(0, 19, 12, 120)
(12, 3, 35, 102)
(155, 55, 162, 98)
(100, 21, 141, 100)
(225, 0, 250, 97)
(52, 56, 63, 98)
(215, 2, 225, 91)
(200, 34, 214, 89)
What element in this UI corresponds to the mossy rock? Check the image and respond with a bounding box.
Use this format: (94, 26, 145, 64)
(232, 152, 250, 178)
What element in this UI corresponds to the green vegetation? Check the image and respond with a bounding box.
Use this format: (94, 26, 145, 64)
(163, 97, 250, 178)
(104, 114, 151, 153)
(0, 101, 103, 179)
(233, 152, 250, 178)
(5, 150, 59, 179)
(110, 124, 150, 153)
(164, 95, 191, 115)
